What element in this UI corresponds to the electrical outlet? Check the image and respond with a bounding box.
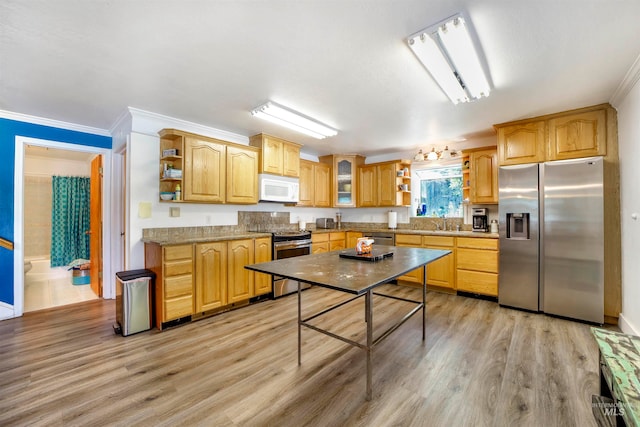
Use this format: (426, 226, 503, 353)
(169, 207, 180, 217)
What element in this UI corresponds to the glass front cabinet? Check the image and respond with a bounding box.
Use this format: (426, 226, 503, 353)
(319, 155, 365, 207)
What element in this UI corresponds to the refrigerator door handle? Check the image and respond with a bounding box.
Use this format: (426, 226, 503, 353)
(538, 163, 544, 312)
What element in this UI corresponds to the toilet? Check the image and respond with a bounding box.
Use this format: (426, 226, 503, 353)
(24, 260, 32, 274)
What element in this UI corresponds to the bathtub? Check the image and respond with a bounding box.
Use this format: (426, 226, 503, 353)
(24, 257, 71, 279)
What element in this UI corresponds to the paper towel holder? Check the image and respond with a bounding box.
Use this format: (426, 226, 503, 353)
(388, 210, 397, 229)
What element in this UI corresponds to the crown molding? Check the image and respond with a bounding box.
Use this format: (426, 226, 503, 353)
(0, 110, 111, 137)
(610, 53, 640, 108)
(122, 107, 249, 145)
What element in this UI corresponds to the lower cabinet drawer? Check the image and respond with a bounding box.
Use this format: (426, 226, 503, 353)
(165, 295, 193, 321)
(457, 270, 498, 296)
(165, 274, 193, 298)
(313, 242, 329, 253)
(396, 234, 422, 245)
(165, 259, 193, 276)
(164, 245, 193, 260)
(457, 248, 498, 273)
(330, 240, 345, 251)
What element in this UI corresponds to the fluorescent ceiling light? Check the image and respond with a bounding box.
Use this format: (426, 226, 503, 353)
(251, 102, 337, 139)
(408, 14, 490, 104)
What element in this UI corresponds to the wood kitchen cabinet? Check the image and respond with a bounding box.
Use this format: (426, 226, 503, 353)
(395, 234, 455, 291)
(298, 160, 331, 207)
(253, 237, 272, 296)
(195, 238, 269, 314)
(228, 239, 254, 303)
(395, 234, 424, 284)
(329, 232, 346, 251)
(496, 121, 546, 166)
(456, 237, 499, 297)
(346, 231, 363, 248)
(422, 236, 455, 290)
(159, 129, 260, 204)
(495, 103, 612, 165)
(469, 148, 498, 204)
(311, 232, 329, 253)
(183, 136, 226, 202)
(547, 109, 606, 160)
(195, 242, 227, 313)
(146, 236, 272, 330)
(319, 154, 365, 207)
(226, 145, 259, 204)
(144, 243, 194, 330)
(358, 160, 411, 207)
(158, 131, 184, 199)
(358, 164, 377, 207)
(249, 133, 301, 177)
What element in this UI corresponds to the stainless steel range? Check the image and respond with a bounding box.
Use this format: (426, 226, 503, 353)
(272, 230, 312, 298)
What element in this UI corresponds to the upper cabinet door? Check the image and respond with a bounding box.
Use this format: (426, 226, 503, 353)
(548, 109, 606, 160)
(377, 163, 397, 207)
(183, 137, 226, 202)
(226, 145, 258, 204)
(470, 148, 498, 204)
(283, 143, 301, 177)
(261, 136, 283, 175)
(358, 164, 377, 207)
(497, 121, 546, 166)
(250, 134, 301, 177)
(298, 160, 314, 207)
(314, 162, 331, 207)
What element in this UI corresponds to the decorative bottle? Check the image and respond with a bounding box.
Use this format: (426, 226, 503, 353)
(175, 184, 181, 201)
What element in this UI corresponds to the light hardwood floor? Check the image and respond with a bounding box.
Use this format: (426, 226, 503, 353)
(0, 285, 604, 426)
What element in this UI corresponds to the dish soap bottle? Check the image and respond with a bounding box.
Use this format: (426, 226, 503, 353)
(175, 184, 181, 201)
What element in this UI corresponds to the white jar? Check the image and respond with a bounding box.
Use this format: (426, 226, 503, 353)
(490, 220, 498, 233)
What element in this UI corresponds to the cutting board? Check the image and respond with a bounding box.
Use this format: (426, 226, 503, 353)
(339, 248, 394, 262)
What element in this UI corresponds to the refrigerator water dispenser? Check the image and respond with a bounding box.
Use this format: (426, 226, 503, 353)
(506, 213, 530, 240)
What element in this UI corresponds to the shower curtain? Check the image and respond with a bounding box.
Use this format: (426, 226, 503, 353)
(50, 176, 91, 267)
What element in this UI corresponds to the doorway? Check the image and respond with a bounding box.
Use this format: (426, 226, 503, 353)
(23, 146, 99, 312)
(13, 136, 113, 318)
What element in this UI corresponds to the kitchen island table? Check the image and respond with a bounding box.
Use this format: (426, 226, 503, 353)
(245, 245, 449, 400)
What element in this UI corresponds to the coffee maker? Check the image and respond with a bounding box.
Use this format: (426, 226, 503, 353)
(472, 208, 489, 232)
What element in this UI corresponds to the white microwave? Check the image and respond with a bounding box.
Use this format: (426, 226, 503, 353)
(258, 174, 300, 203)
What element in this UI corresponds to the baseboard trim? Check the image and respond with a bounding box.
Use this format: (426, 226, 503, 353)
(0, 301, 15, 321)
(618, 312, 639, 336)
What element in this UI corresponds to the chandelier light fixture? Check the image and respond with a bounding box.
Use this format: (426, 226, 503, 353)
(414, 146, 458, 161)
(407, 13, 491, 104)
(251, 101, 338, 139)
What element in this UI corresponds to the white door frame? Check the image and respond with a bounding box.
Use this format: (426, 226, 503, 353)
(13, 136, 114, 318)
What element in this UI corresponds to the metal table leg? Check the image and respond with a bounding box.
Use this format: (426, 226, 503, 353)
(366, 289, 373, 401)
(422, 266, 427, 340)
(298, 281, 302, 365)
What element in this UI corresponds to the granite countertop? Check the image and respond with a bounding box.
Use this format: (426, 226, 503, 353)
(142, 231, 272, 245)
(313, 228, 499, 239)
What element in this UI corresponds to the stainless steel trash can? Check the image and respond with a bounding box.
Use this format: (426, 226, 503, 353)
(114, 269, 155, 336)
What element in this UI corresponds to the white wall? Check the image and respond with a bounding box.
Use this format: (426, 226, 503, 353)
(615, 74, 640, 335)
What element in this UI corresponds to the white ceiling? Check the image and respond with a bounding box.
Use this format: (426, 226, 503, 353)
(2, 0, 639, 158)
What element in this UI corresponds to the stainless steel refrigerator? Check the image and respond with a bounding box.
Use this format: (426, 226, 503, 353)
(498, 157, 604, 323)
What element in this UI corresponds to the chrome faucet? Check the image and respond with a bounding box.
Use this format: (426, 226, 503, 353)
(441, 216, 447, 231)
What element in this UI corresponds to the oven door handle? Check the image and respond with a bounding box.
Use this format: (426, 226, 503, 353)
(274, 240, 312, 251)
